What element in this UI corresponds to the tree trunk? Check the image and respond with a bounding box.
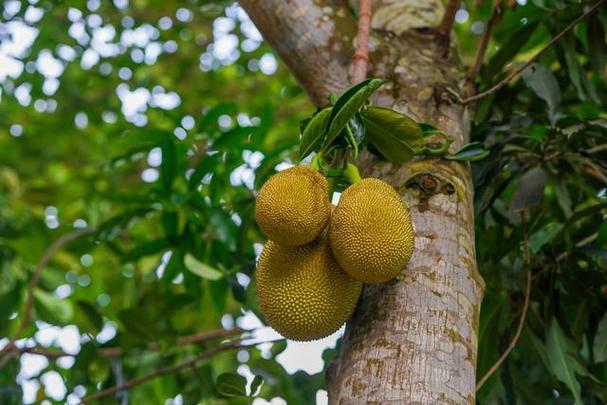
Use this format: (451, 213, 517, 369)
(239, 1, 485, 403)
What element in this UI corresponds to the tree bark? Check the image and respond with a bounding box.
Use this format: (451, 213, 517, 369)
(239, 1, 485, 403)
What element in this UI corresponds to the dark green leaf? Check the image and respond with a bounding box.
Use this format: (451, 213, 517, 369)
(0, 220, 19, 238)
(347, 112, 366, 145)
(250, 375, 264, 397)
(362, 112, 416, 164)
(160, 138, 177, 193)
(76, 300, 104, 333)
(528, 222, 564, 254)
(270, 339, 288, 356)
(593, 312, 607, 363)
(216, 372, 247, 397)
(483, 22, 539, 82)
(588, 15, 607, 75)
(88, 357, 111, 384)
(188, 154, 220, 190)
(419, 123, 440, 137)
(197, 103, 237, 132)
(118, 308, 156, 340)
(521, 63, 561, 114)
(508, 167, 547, 221)
(445, 142, 490, 161)
(34, 289, 74, 325)
(184, 253, 223, 280)
(546, 318, 584, 405)
(362, 106, 422, 143)
(162, 211, 178, 238)
(122, 238, 170, 262)
(298, 107, 331, 161)
(323, 78, 384, 147)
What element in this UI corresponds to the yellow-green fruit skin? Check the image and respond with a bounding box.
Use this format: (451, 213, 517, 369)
(329, 178, 415, 283)
(255, 166, 330, 246)
(256, 236, 362, 341)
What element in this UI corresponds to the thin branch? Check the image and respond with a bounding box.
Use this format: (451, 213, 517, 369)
(350, 0, 372, 84)
(437, 0, 461, 37)
(467, 1, 502, 82)
(476, 270, 532, 391)
(462, 0, 606, 104)
(521, 211, 530, 265)
(80, 338, 284, 403)
(0, 228, 95, 366)
(98, 328, 245, 357)
(11, 329, 244, 360)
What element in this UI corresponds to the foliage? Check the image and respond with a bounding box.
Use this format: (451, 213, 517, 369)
(0, 0, 605, 404)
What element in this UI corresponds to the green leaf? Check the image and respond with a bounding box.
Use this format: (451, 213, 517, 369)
(521, 63, 561, 115)
(528, 222, 564, 254)
(34, 289, 74, 325)
(347, 112, 366, 145)
(588, 15, 607, 75)
(76, 300, 104, 333)
(160, 138, 177, 193)
(561, 34, 587, 102)
(593, 312, 607, 363)
(122, 238, 170, 262)
(270, 339, 288, 357)
(162, 210, 178, 238)
(184, 253, 223, 280)
(508, 167, 547, 222)
(298, 107, 332, 161)
(483, 22, 539, 82)
(250, 375, 264, 397)
(445, 142, 490, 162)
(118, 308, 156, 339)
(362, 107, 420, 164)
(216, 372, 247, 397)
(546, 318, 584, 405)
(323, 78, 384, 148)
(197, 103, 237, 132)
(188, 154, 220, 190)
(362, 106, 423, 143)
(419, 123, 441, 137)
(88, 357, 111, 384)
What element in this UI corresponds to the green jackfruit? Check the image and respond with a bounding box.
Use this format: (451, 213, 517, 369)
(255, 165, 330, 246)
(256, 233, 362, 341)
(329, 178, 414, 283)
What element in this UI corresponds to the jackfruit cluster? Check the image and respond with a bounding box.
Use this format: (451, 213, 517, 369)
(254, 166, 414, 341)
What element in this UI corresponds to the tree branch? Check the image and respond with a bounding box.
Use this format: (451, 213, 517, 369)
(238, 0, 355, 106)
(436, 0, 461, 37)
(0, 228, 95, 367)
(81, 338, 284, 403)
(476, 269, 531, 391)
(462, 0, 606, 104)
(466, 1, 502, 83)
(10, 329, 243, 361)
(476, 211, 532, 391)
(350, 0, 372, 84)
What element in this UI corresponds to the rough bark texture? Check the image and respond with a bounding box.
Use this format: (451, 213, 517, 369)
(239, 1, 485, 403)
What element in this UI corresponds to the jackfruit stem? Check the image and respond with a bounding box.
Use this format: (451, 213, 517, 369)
(343, 163, 362, 184)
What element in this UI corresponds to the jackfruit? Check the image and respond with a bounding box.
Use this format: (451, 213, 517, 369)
(329, 178, 414, 283)
(256, 234, 362, 341)
(255, 165, 330, 246)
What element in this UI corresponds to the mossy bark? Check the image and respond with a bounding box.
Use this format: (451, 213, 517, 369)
(240, 0, 485, 403)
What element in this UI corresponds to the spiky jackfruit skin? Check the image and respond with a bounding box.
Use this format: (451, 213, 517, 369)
(329, 178, 414, 283)
(255, 166, 330, 247)
(256, 235, 362, 341)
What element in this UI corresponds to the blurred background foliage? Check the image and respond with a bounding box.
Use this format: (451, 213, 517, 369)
(0, 0, 605, 403)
